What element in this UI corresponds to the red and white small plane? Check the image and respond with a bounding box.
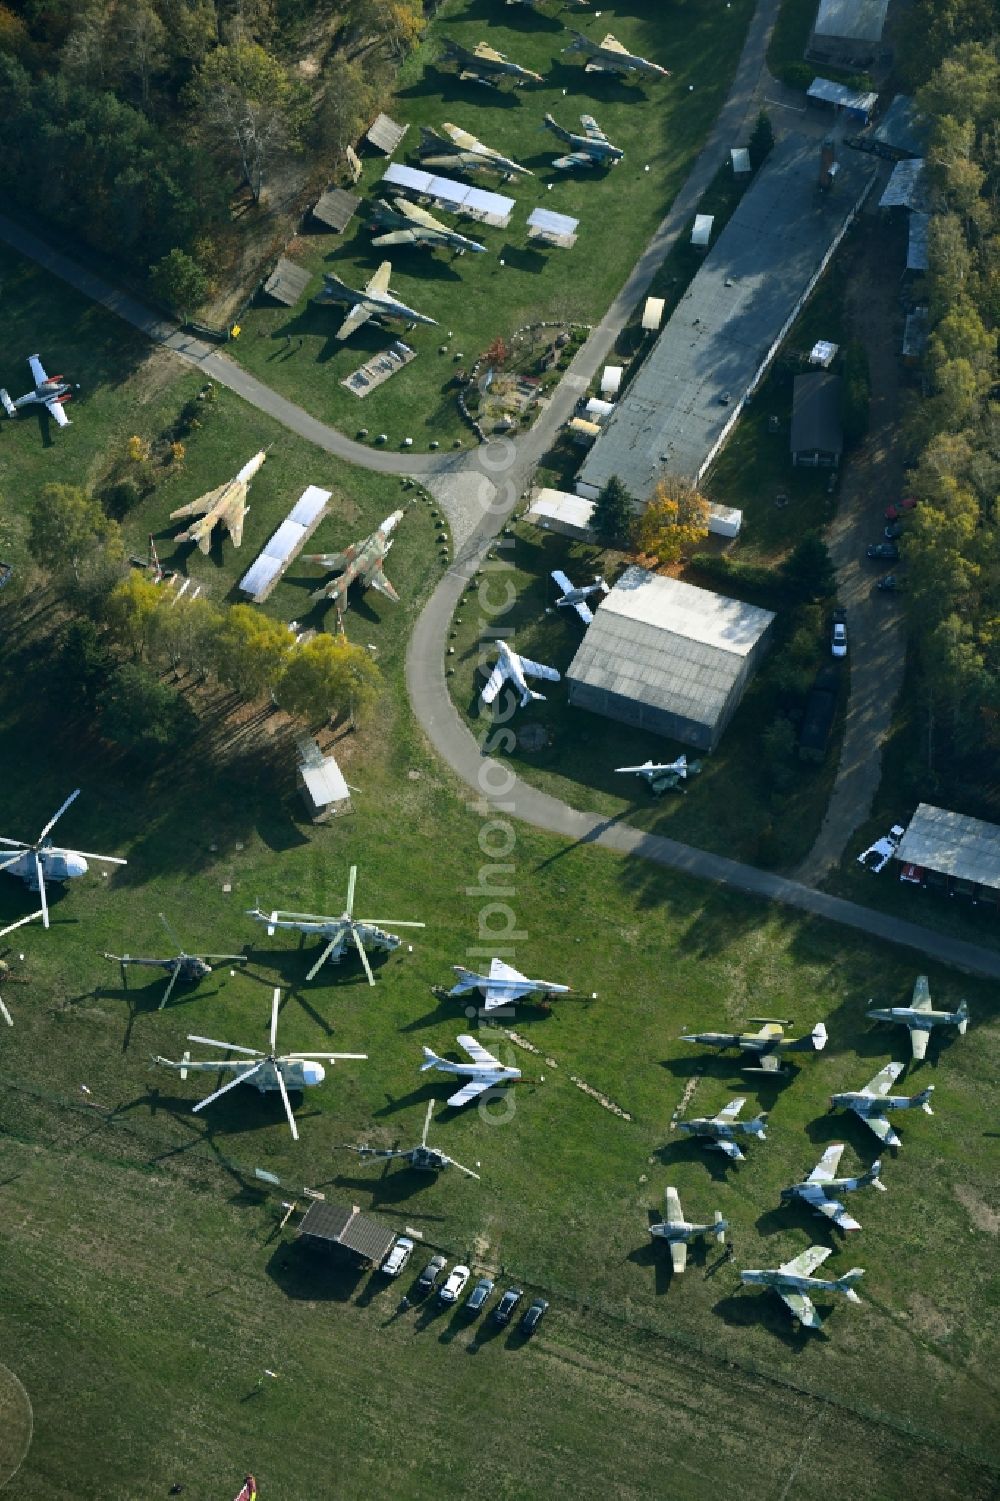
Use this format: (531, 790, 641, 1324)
(1, 354, 77, 428)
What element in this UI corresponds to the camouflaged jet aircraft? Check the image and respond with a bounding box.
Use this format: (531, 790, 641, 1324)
(543, 113, 624, 170)
(480, 639, 560, 709)
(779, 1144, 886, 1231)
(680, 1018, 828, 1073)
(561, 31, 670, 80)
(370, 198, 487, 255)
(676, 1096, 768, 1161)
(169, 450, 264, 552)
(302, 509, 404, 608)
(442, 37, 544, 86)
(448, 957, 571, 1013)
(416, 123, 534, 180)
(830, 1061, 935, 1146)
(650, 1187, 727, 1273)
(740, 1246, 864, 1331)
(866, 975, 969, 1060)
(313, 262, 437, 340)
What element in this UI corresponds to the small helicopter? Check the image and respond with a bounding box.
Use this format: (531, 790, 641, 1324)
(344, 1099, 481, 1178)
(104, 913, 248, 1010)
(0, 789, 127, 928)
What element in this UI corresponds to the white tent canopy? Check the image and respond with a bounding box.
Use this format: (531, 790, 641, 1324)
(379, 164, 515, 227)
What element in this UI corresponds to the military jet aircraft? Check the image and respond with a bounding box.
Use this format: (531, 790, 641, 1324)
(650, 1187, 727, 1273)
(247, 865, 424, 986)
(550, 569, 609, 624)
(420, 1033, 522, 1107)
(615, 756, 702, 795)
(740, 1245, 864, 1331)
(830, 1061, 935, 1146)
(866, 975, 969, 1060)
(481, 640, 560, 709)
(0, 788, 127, 928)
(543, 113, 624, 170)
(346, 1099, 481, 1177)
(313, 262, 437, 340)
(302, 509, 404, 609)
(449, 956, 570, 1013)
(680, 1018, 828, 1073)
(169, 450, 265, 552)
(562, 31, 671, 80)
(370, 198, 487, 255)
(676, 1096, 768, 1161)
(442, 37, 544, 86)
(0, 354, 78, 428)
(416, 123, 534, 180)
(507, 0, 588, 8)
(779, 1144, 886, 1231)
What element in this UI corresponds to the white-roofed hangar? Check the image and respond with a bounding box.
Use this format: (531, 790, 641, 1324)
(565, 567, 775, 752)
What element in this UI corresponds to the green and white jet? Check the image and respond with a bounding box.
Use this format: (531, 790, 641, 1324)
(740, 1245, 864, 1330)
(441, 37, 544, 86)
(561, 31, 670, 81)
(866, 975, 968, 1061)
(830, 1061, 935, 1146)
(650, 1187, 727, 1273)
(680, 1018, 827, 1073)
(779, 1143, 886, 1231)
(313, 262, 438, 340)
(369, 198, 487, 255)
(416, 123, 534, 180)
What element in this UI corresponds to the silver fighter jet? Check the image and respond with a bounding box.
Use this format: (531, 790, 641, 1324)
(779, 1143, 885, 1231)
(830, 1062, 935, 1146)
(866, 975, 968, 1060)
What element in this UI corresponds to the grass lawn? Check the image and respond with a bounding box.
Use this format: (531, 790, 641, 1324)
(227, 0, 756, 450)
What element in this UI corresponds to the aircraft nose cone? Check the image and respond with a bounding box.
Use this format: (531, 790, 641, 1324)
(301, 1062, 326, 1087)
(66, 855, 88, 878)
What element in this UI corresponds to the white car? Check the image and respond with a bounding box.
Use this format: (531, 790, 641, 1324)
(439, 1264, 470, 1304)
(831, 608, 847, 659)
(380, 1235, 415, 1277)
(857, 825, 905, 874)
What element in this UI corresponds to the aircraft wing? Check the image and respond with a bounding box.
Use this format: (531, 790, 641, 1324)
(28, 355, 47, 386)
(909, 1024, 930, 1061)
(808, 1144, 844, 1183)
(670, 1241, 688, 1274)
(716, 1097, 746, 1123)
(581, 114, 609, 142)
(858, 1111, 896, 1145)
(601, 33, 630, 55)
(170, 483, 228, 520)
(780, 1245, 832, 1279)
(519, 655, 560, 684)
(225, 497, 246, 549)
(444, 123, 481, 152)
(366, 564, 400, 603)
(483, 957, 530, 1009)
(665, 1186, 684, 1226)
(46, 399, 70, 427)
(551, 569, 574, 597)
(863, 1061, 905, 1097)
(572, 599, 595, 625)
(447, 1076, 500, 1107)
(481, 661, 508, 705)
(816, 1199, 861, 1231)
(911, 975, 932, 1012)
(553, 153, 596, 169)
(779, 1290, 821, 1329)
(716, 1138, 744, 1161)
(366, 261, 393, 296)
(337, 302, 373, 340)
(456, 1033, 503, 1069)
(371, 229, 424, 247)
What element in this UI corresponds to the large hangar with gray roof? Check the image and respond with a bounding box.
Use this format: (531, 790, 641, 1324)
(565, 567, 775, 752)
(575, 133, 875, 504)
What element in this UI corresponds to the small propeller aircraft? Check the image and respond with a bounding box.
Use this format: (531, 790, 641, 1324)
(0, 354, 78, 428)
(779, 1144, 885, 1232)
(247, 865, 424, 986)
(550, 569, 609, 625)
(416, 123, 534, 180)
(680, 1018, 828, 1074)
(302, 509, 404, 609)
(866, 975, 968, 1060)
(345, 1099, 481, 1177)
(441, 37, 544, 86)
(420, 1033, 522, 1107)
(152, 988, 367, 1141)
(370, 198, 487, 255)
(103, 913, 247, 1010)
(481, 640, 560, 709)
(562, 31, 670, 80)
(615, 755, 702, 795)
(169, 450, 265, 553)
(543, 113, 624, 170)
(830, 1062, 935, 1146)
(314, 263, 438, 340)
(650, 1188, 726, 1273)
(676, 1096, 768, 1161)
(0, 789, 127, 929)
(448, 957, 571, 1013)
(740, 1246, 864, 1331)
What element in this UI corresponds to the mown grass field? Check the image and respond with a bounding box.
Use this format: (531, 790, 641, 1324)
(227, 0, 756, 449)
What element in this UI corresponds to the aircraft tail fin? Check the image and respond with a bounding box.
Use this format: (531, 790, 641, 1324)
(421, 1046, 445, 1072)
(526, 688, 546, 704)
(810, 1021, 828, 1051)
(748, 1113, 768, 1138)
(836, 1268, 865, 1301)
(713, 1211, 727, 1245)
(915, 1084, 935, 1114)
(956, 999, 969, 1033)
(860, 1160, 884, 1190)
(0, 389, 16, 418)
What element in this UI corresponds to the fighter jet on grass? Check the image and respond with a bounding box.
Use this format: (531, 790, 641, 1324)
(740, 1245, 864, 1331)
(543, 113, 624, 170)
(169, 450, 265, 552)
(676, 1096, 768, 1161)
(449, 956, 570, 1013)
(481, 640, 560, 709)
(420, 1034, 522, 1108)
(830, 1061, 935, 1147)
(562, 31, 671, 80)
(416, 123, 534, 180)
(615, 756, 702, 795)
(779, 1144, 886, 1232)
(866, 975, 968, 1060)
(302, 509, 403, 608)
(680, 1019, 828, 1074)
(313, 262, 437, 341)
(442, 37, 544, 86)
(0, 353, 78, 428)
(650, 1187, 727, 1273)
(370, 198, 487, 255)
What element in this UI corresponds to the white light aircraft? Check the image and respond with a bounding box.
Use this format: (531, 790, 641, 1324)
(0, 354, 77, 427)
(550, 569, 608, 624)
(420, 1033, 522, 1107)
(449, 957, 570, 1012)
(481, 639, 560, 709)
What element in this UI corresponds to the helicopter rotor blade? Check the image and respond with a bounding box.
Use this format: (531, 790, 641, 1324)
(0, 851, 28, 877)
(270, 987, 282, 1050)
(421, 1098, 434, 1148)
(159, 964, 181, 1011)
(34, 854, 50, 930)
(193, 1061, 263, 1112)
(58, 849, 127, 866)
(274, 1066, 299, 1142)
(0, 994, 13, 1027)
(196, 954, 247, 962)
(305, 938, 338, 983)
(0, 909, 44, 940)
(345, 865, 357, 918)
(36, 789, 81, 844)
(359, 919, 426, 929)
(354, 928, 376, 987)
(444, 1156, 481, 1180)
(187, 1034, 262, 1057)
(159, 912, 185, 953)
(0, 837, 31, 850)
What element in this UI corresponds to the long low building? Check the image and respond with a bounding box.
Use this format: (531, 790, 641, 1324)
(895, 803, 1000, 904)
(575, 133, 875, 503)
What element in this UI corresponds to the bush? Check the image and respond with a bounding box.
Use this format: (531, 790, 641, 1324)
(101, 477, 142, 520)
(779, 61, 816, 92)
(840, 339, 871, 446)
(748, 111, 774, 170)
(688, 551, 778, 603)
(97, 663, 194, 756)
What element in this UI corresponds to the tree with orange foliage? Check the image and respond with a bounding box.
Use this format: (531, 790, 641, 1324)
(633, 476, 709, 565)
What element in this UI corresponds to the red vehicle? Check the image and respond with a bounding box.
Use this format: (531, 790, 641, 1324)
(885, 497, 918, 522)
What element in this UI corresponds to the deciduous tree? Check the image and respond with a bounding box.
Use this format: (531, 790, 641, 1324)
(276, 635, 381, 725)
(187, 40, 309, 202)
(634, 476, 709, 564)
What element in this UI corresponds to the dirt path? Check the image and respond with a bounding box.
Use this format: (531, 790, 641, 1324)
(794, 191, 908, 886)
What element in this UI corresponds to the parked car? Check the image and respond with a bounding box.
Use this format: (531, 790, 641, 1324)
(415, 1253, 447, 1295)
(439, 1265, 470, 1305)
(492, 1286, 524, 1325)
(867, 542, 899, 561)
(831, 607, 847, 659)
(876, 573, 905, 592)
(857, 824, 905, 874)
(520, 1298, 549, 1336)
(380, 1236, 414, 1278)
(884, 521, 904, 540)
(465, 1276, 494, 1316)
(885, 496, 918, 522)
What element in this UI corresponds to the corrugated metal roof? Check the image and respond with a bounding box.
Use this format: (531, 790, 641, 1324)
(366, 113, 408, 155)
(262, 258, 311, 306)
(300, 760, 350, 807)
(870, 96, 930, 159)
(576, 133, 875, 499)
(525, 489, 596, 537)
(791, 372, 842, 455)
(878, 158, 927, 209)
(902, 306, 928, 359)
(807, 77, 877, 111)
(895, 803, 1000, 890)
(298, 1201, 397, 1260)
(312, 188, 360, 231)
(812, 0, 887, 41)
(731, 148, 751, 174)
(907, 212, 930, 271)
(691, 214, 714, 246)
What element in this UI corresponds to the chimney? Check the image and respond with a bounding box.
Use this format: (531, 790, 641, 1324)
(819, 137, 838, 192)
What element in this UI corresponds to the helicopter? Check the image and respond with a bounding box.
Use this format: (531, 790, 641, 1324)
(0, 789, 127, 928)
(344, 1099, 481, 1178)
(104, 913, 247, 1009)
